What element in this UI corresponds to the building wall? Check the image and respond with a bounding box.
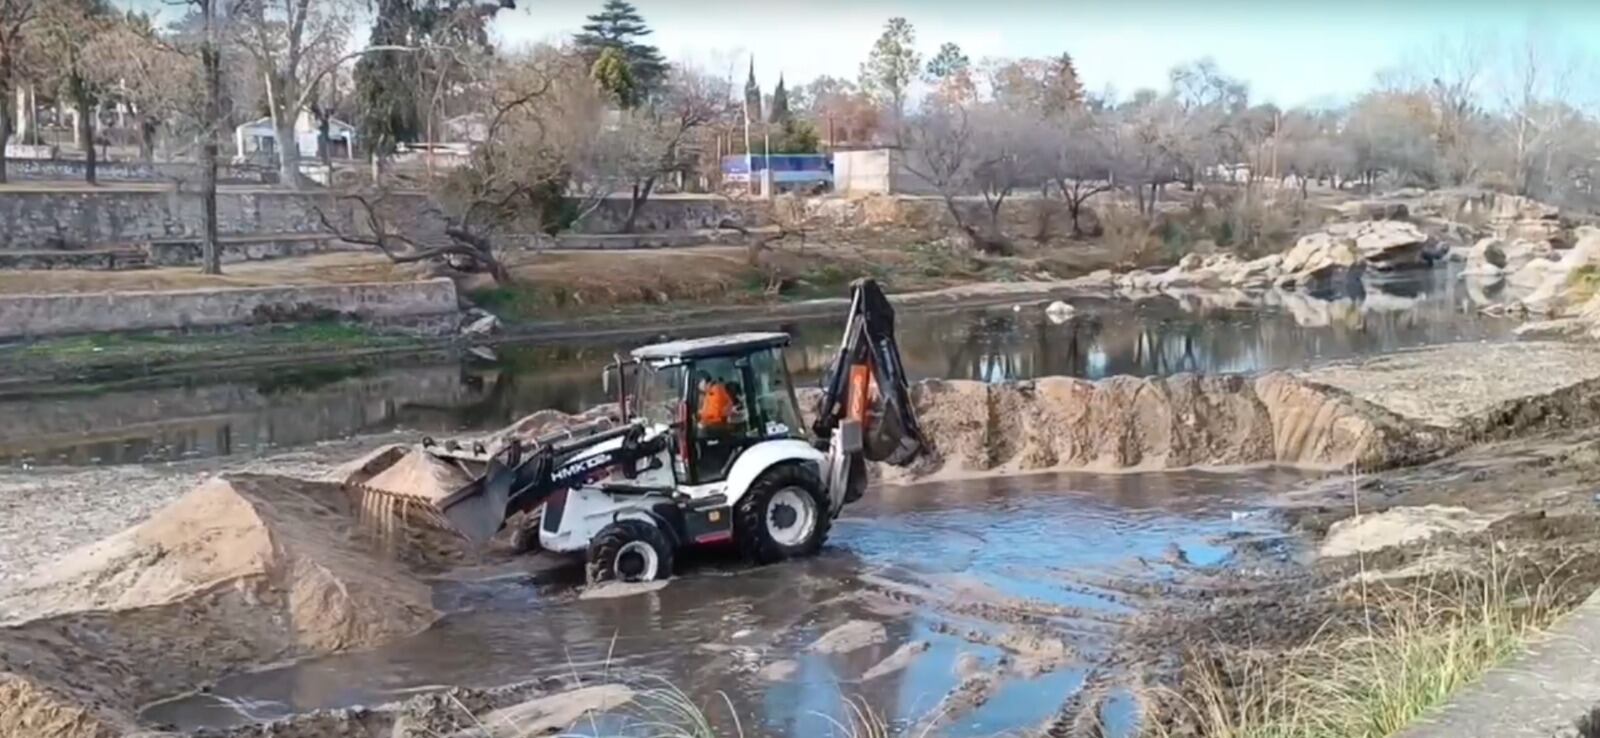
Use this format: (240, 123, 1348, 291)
(832, 149, 938, 196)
(0, 279, 460, 339)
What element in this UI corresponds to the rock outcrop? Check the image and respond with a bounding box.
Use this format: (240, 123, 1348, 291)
(1275, 231, 1367, 292)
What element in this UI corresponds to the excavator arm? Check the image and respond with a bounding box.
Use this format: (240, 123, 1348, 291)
(811, 278, 926, 467)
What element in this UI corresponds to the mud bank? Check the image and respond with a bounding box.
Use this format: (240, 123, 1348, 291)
(897, 371, 1440, 480)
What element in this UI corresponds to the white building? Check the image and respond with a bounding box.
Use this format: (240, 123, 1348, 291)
(234, 111, 358, 163)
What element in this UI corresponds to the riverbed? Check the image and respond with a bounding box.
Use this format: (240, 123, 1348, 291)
(0, 268, 1535, 737)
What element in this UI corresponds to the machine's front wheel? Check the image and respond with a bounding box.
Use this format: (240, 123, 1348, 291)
(587, 520, 674, 585)
(736, 463, 831, 565)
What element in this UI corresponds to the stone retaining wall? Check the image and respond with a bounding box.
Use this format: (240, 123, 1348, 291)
(145, 234, 348, 266)
(0, 190, 366, 251)
(9, 158, 272, 184)
(0, 279, 459, 339)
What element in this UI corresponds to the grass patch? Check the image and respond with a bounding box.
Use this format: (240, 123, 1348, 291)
(1, 321, 421, 384)
(1158, 556, 1561, 738)
(1567, 265, 1600, 303)
(471, 284, 550, 322)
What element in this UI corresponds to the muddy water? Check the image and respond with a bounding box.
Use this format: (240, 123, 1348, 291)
(141, 468, 1312, 735)
(1, 268, 1510, 468)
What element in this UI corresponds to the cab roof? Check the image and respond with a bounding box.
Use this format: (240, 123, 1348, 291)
(631, 332, 791, 361)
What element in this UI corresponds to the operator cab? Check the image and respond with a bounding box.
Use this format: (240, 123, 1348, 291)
(627, 332, 808, 484)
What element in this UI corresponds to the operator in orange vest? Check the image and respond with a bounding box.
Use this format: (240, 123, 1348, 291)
(697, 373, 737, 428)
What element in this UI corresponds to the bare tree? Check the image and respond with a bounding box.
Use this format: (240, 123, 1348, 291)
(232, 0, 412, 187)
(611, 66, 733, 233)
(0, 0, 40, 183)
(901, 102, 1030, 254)
(317, 51, 569, 285)
(1498, 28, 1581, 196)
(1044, 110, 1114, 236)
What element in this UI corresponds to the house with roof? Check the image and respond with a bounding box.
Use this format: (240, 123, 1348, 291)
(233, 111, 358, 163)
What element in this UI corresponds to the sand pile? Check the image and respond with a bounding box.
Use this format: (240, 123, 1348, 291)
(1319, 505, 1496, 558)
(891, 372, 1441, 481)
(0, 474, 440, 737)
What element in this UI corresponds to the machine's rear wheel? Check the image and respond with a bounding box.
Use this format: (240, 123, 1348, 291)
(735, 463, 831, 565)
(587, 520, 674, 585)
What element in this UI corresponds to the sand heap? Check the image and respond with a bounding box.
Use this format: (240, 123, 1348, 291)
(890, 372, 1441, 481)
(0, 474, 440, 738)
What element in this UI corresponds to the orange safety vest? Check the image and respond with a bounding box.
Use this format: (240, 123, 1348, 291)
(699, 383, 736, 427)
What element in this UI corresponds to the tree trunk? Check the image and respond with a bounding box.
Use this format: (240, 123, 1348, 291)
(75, 86, 95, 185)
(318, 115, 332, 171)
(0, 46, 12, 184)
(138, 117, 156, 162)
(199, 3, 222, 276)
(622, 177, 656, 233)
(274, 115, 302, 187)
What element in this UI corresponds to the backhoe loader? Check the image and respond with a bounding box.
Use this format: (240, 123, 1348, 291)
(422, 278, 925, 583)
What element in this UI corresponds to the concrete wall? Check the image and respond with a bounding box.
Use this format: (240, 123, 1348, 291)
(0, 279, 459, 339)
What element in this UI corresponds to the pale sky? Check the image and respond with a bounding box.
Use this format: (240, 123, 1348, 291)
(122, 0, 1600, 109)
(491, 0, 1600, 108)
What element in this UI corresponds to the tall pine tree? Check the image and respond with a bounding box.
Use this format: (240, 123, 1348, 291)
(354, 0, 420, 158)
(574, 0, 667, 99)
(355, 1, 510, 156)
(744, 58, 762, 123)
(769, 74, 790, 125)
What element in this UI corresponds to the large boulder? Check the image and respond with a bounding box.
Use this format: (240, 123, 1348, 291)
(1330, 221, 1434, 271)
(1276, 232, 1366, 293)
(1462, 237, 1554, 277)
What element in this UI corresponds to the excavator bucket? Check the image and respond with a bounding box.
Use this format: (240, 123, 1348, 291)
(813, 278, 926, 466)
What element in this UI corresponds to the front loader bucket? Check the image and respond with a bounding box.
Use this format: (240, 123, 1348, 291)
(433, 455, 516, 547)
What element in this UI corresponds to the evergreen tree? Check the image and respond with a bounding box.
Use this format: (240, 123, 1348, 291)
(574, 0, 667, 99)
(591, 46, 638, 108)
(1044, 52, 1085, 116)
(769, 74, 790, 124)
(859, 17, 920, 123)
(744, 57, 762, 123)
(924, 42, 969, 82)
(355, 1, 509, 157)
(354, 0, 420, 158)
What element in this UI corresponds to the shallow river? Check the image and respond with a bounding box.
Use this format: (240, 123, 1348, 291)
(11, 267, 1510, 735)
(142, 468, 1314, 735)
(0, 268, 1510, 468)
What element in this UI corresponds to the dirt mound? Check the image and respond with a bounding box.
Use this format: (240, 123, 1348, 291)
(0, 673, 121, 738)
(0, 474, 438, 733)
(891, 372, 1440, 481)
(1319, 505, 1496, 558)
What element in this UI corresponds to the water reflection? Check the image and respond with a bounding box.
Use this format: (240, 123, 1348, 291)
(0, 268, 1511, 467)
